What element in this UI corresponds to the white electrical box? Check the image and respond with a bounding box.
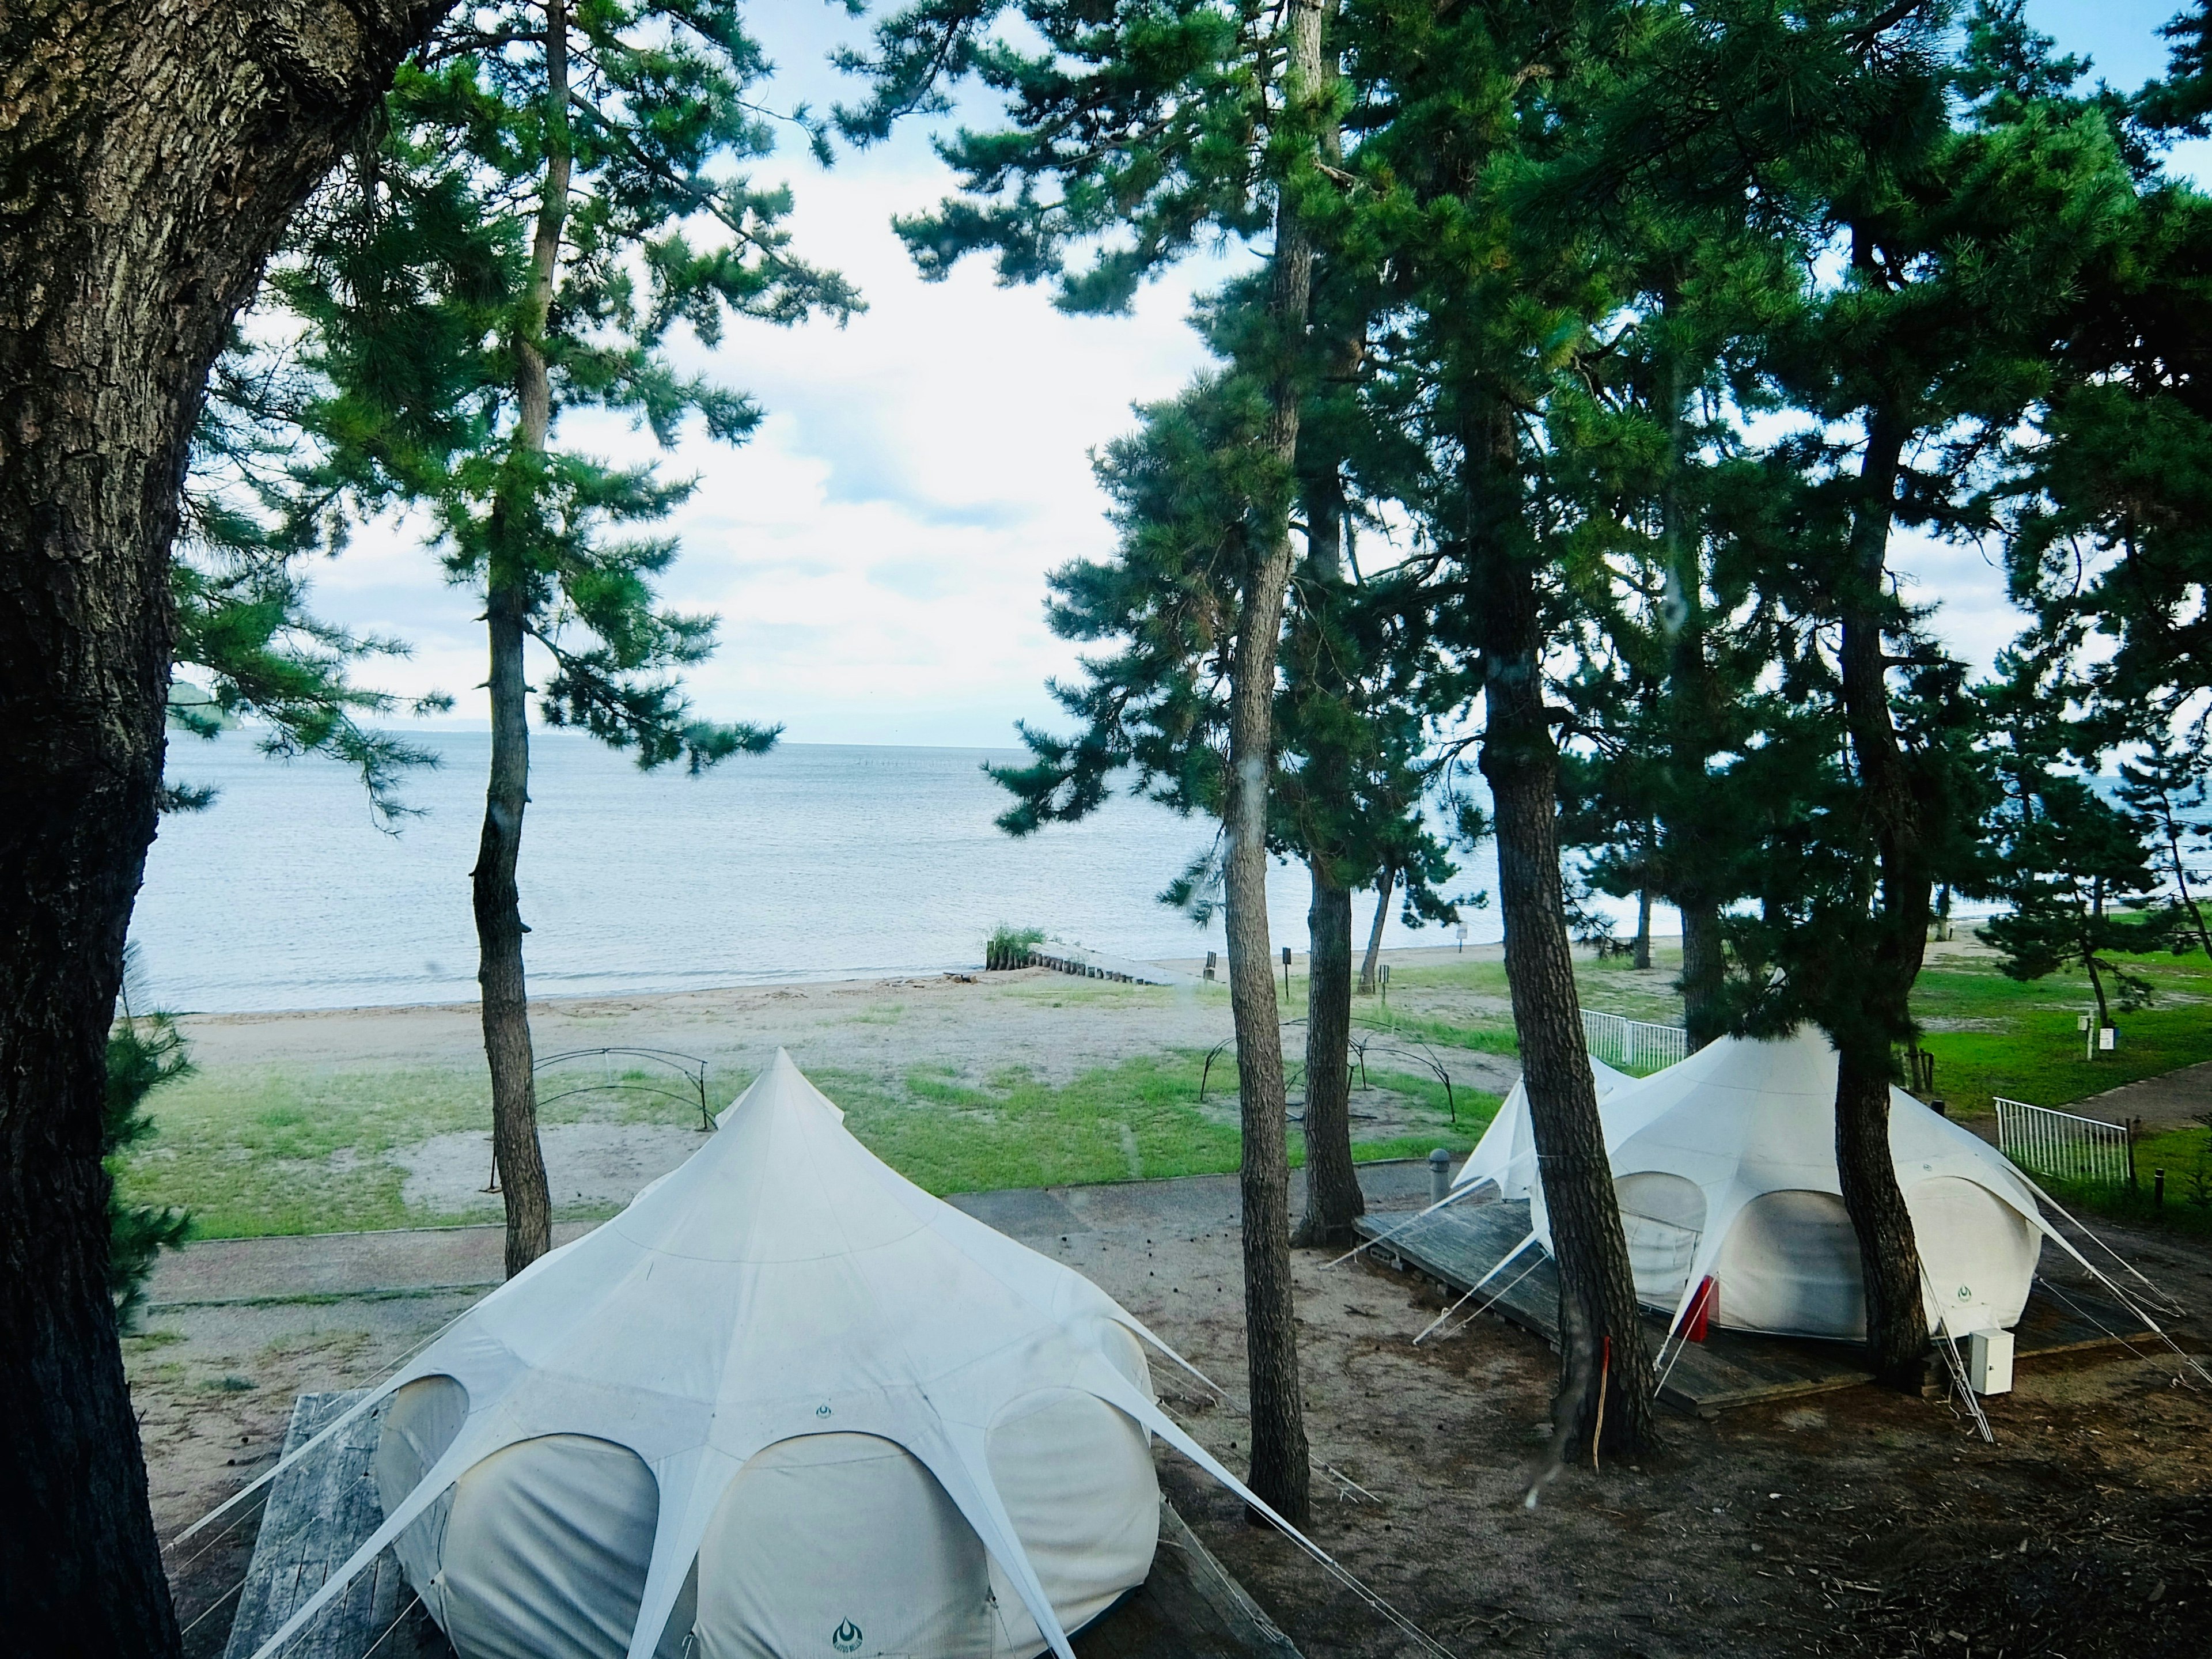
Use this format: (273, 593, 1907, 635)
(1968, 1328, 2014, 1396)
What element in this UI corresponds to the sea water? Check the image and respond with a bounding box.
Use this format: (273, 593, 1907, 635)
(130, 728, 1510, 1013)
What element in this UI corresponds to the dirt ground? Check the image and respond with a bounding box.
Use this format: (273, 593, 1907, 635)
(145, 1157, 2212, 1659)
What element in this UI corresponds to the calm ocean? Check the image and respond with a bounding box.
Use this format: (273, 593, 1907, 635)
(130, 729, 1509, 1013)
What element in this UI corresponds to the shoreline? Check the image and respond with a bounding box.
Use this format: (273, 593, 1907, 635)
(165, 935, 1619, 1025)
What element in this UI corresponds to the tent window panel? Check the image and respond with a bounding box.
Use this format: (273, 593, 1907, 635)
(376, 1375, 469, 1622)
(984, 1389, 1160, 1657)
(437, 1434, 661, 1659)
(1712, 1190, 1867, 1341)
(694, 1433, 993, 1659)
(1613, 1174, 1706, 1309)
(1906, 1176, 2041, 1333)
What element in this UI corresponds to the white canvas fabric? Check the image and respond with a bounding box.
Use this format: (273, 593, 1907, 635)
(1450, 1055, 1634, 1203)
(1524, 1027, 2051, 1340)
(244, 1051, 1315, 1659)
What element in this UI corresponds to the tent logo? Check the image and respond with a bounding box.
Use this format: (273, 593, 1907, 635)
(831, 1618, 864, 1652)
(816, 1402, 834, 1418)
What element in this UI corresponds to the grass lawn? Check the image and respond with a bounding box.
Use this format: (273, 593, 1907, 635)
(1909, 949, 2212, 1120)
(121, 1048, 1495, 1241)
(122, 934, 2210, 1243)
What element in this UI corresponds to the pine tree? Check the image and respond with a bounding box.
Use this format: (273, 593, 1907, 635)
(1997, 5, 2212, 787)
(1547, 228, 1808, 1051)
(1, 4, 452, 1647)
(103, 998, 194, 1334)
(1981, 770, 2168, 1032)
(2118, 737, 2212, 959)
(845, 0, 1340, 1520)
(256, 2, 855, 1276)
(1698, 0, 2137, 1383)
(169, 338, 453, 822)
(1325, 0, 1674, 1463)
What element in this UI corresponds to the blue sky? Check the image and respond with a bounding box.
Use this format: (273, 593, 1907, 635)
(292, 0, 2211, 748)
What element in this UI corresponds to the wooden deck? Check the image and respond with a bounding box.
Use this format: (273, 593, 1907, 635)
(1354, 1198, 2154, 1414)
(226, 1392, 1301, 1659)
(223, 1392, 422, 1659)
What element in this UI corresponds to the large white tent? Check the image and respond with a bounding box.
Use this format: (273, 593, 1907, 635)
(1450, 1055, 1634, 1207)
(1461, 1028, 2054, 1342)
(220, 1051, 1336, 1659)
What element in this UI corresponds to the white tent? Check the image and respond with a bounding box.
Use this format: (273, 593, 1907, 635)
(226, 1051, 1333, 1659)
(1523, 1027, 2050, 1341)
(1450, 1054, 1634, 1206)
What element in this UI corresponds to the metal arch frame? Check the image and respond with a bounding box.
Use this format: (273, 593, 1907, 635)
(1197, 1020, 1457, 1126)
(534, 1047, 714, 1131)
(482, 1047, 715, 1194)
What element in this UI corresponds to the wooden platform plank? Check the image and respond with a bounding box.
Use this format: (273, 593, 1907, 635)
(228, 1393, 1301, 1659)
(1354, 1199, 2154, 1414)
(223, 1391, 428, 1659)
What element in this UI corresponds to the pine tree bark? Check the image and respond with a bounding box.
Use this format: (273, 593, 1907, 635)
(1653, 309, 1729, 1052)
(0, 0, 452, 1646)
(1358, 867, 1393, 993)
(1293, 862, 1362, 1245)
(1679, 901, 1728, 1051)
(2154, 810, 2212, 960)
(474, 0, 573, 1276)
(1466, 406, 1657, 1458)
(1833, 402, 1931, 1386)
(475, 586, 552, 1276)
(1289, 452, 1363, 1247)
(1222, 0, 1328, 1527)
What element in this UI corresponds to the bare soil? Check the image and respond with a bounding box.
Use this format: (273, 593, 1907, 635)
(143, 1164, 2212, 1659)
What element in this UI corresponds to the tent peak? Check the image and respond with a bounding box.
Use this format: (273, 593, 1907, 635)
(717, 1048, 844, 1128)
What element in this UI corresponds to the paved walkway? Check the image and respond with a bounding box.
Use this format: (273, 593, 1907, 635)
(146, 1161, 1437, 1309)
(2074, 1058, 2212, 1133)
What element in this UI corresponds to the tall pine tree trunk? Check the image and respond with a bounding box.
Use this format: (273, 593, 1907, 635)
(475, 585, 552, 1275)
(1834, 403, 1930, 1386)
(1632, 883, 1653, 970)
(0, 1, 449, 1646)
(1467, 407, 1657, 1459)
(1679, 902, 1728, 1051)
(1294, 861, 1362, 1245)
(2156, 810, 2212, 959)
(1654, 306, 1728, 1053)
(1359, 868, 1393, 993)
(474, 0, 574, 1276)
(1290, 457, 1363, 1247)
(1222, 0, 1328, 1526)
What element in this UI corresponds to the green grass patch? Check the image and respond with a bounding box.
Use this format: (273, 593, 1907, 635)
(2037, 1135, 2212, 1238)
(115, 1058, 730, 1240)
(1362, 959, 1516, 999)
(821, 1054, 1490, 1193)
(1912, 951, 2212, 1120)
(1353, 1008, 1519, 1058)
(122, 1048, 1493, 1237)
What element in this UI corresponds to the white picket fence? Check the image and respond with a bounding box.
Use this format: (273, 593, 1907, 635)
(1993, 1097, 2132, 1187)
(1581, 1010, 1690, 1074)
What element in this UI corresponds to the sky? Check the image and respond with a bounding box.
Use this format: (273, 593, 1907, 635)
(289, 0, 2212, 749)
